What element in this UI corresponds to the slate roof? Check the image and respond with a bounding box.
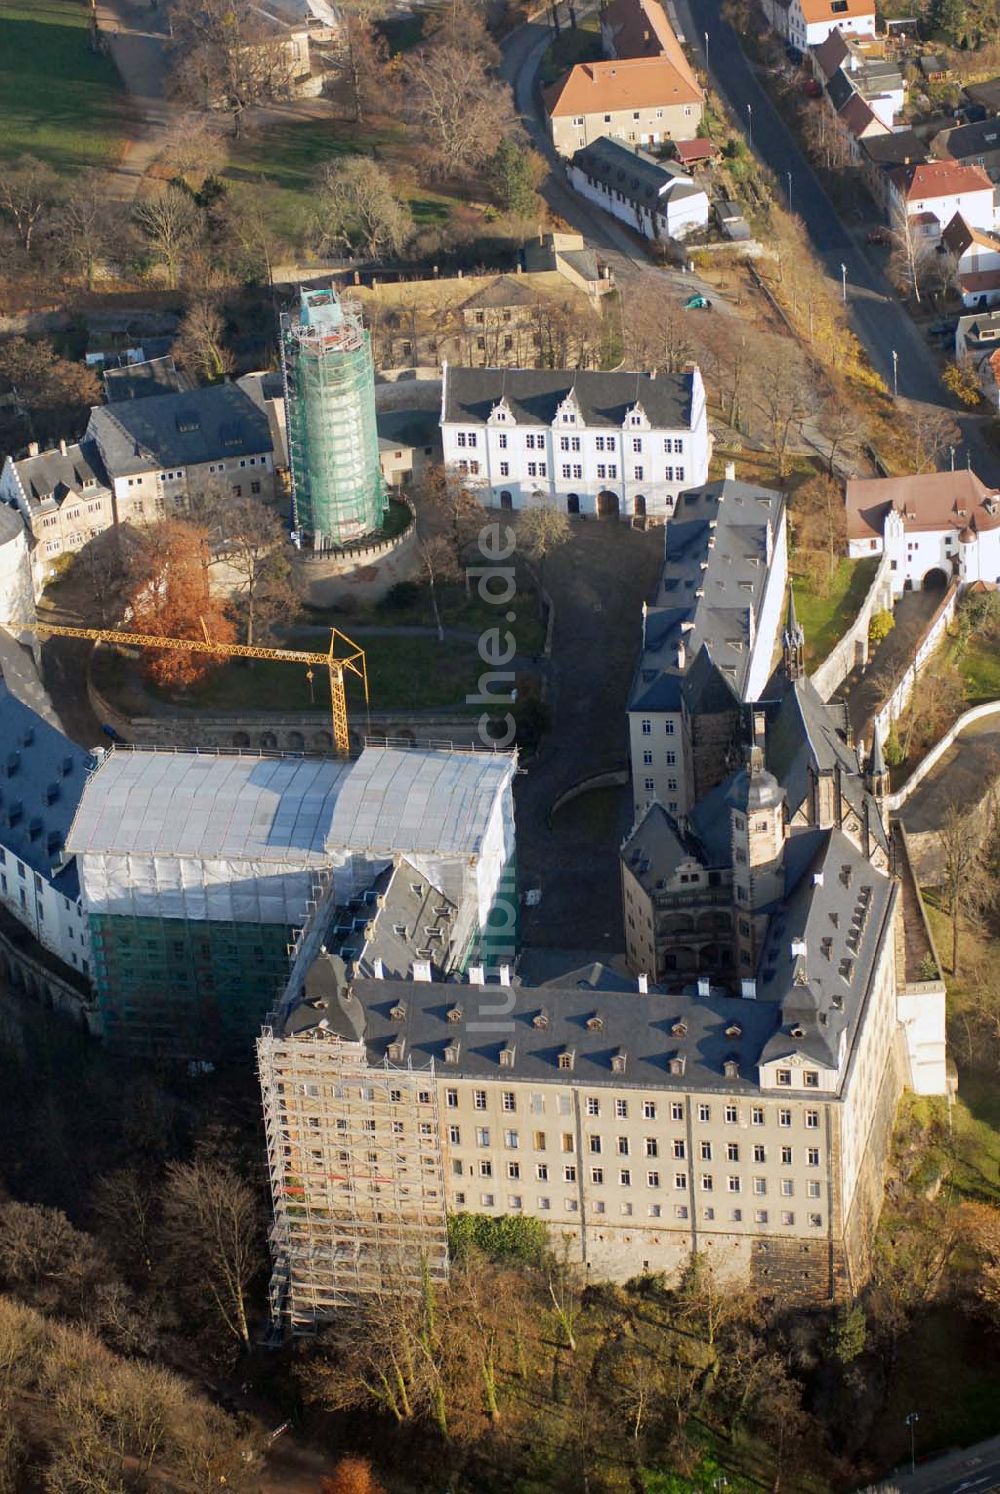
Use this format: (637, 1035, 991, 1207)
(353, 861, 457, 980)
(629, 478, 785, 711)
(443, 365, 695, 430)
(103, 356, 189, 403)
(87, 383, 273, 477)
(826, 68, 856, 113)
(965, 78, 1000, 114)
(932, 118, 1000, 170)
(0, 681, 94, 896)
(330, 975, 782, 1094)
(756, 826, 895, 1066)
(8, 441, 109, 510)
(571, 137, 702, 209)
(859, 129, 925, 167)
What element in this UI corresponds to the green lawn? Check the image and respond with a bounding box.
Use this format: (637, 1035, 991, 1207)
(302, 581, 547, 656)
(957, 634, 1000, 705)
(155, 635, 497, 715)
(791, 556, 879, 669)
(0, 0, 126, 170)
(224, 112, 455, 250)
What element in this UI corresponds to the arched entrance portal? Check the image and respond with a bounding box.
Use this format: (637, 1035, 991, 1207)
(597, 490, 620, 519)
(566, 493, 580, 515)
(499, 491, 513, 510)
(634, 494, 647, 518)
(922, 566, 949, 591)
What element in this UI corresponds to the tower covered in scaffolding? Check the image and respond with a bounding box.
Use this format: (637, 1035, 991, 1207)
(281, 286, 387, 549)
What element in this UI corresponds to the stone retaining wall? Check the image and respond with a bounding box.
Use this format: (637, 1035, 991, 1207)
(811, 553, 893, 702)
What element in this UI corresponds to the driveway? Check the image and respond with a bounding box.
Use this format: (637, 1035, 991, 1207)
(841, 586, 944, 740)
(96, 0, 176, 198)
(671, 0, 1000, 483)
(512, 518, 664, 949)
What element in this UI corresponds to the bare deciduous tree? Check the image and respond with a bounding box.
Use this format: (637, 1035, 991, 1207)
(0, 154, 59, 256)
(132, 185, 202, 290)
(167, 0, 295, 137)
(204, 492, 296, 647)
(158, 1159, 260, 1349)
(316, 157, 413, 261)
(889, 202, 935, 306)
(408, 44, 517, 177)
(176, 296, 234, 383)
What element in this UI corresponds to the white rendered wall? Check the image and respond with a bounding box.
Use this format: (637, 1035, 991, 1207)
(744, 512, 788, 702)
(896, 987, 948, 1095)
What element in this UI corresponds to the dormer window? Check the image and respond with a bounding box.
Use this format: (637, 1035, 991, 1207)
(500, 1044, 516, 1067)
(611, 1049, 627, 1074)
(387, 1037, 406, 1062)
(586, 1013, 604, 1032)
(668, 1055, 686, 1076)
(725, 1023, 742, 1039)
(558, 1048, 575, 1071)
(723, 1058, 740, 1079)
(790, 1024, 806, 1039)
(390, 1002, 407, 1021)
(533, 1009, 549, 1029)
(447, 1004, 463, 1023)
(444, 1041, 460, 1064)
(671, 1020, 688, 1037)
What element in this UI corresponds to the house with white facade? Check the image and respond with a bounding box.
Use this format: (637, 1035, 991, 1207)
(846, 468, 1000, 594)
(811, 29, 904, 130)
(0, 681, 93, 979)
(763, 0, 875, 51)
(627, 472, 788, 821)
(886, 159, 997, 240)
(567, 137, 709, 242)
(0, 440, 115, 595)
(440, 363, 709, 520)
(0, 502, 34, 628)
(941, 213, 1000, 309)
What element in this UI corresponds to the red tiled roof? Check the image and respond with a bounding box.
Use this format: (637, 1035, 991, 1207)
(673, 137, 718, 163)
(601, 0, 701, 93)
(890, 158, 995, 201)
(846, 469, 1000, 541)
(545, 55, 702, 116)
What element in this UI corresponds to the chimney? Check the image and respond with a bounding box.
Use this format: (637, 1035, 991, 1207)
(373, 957, 385, 979)
(27, 441, 39, 458)
(412, 959, 433, 983)
(59, 439, 67, 456)
(468, 962, 486, 985)
(724, 460, 736, 480)
(499, 964, 512, 987)
(638, 973, 649, 994)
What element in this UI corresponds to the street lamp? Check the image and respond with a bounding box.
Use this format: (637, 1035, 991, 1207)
(840, 262, 847, 303)
(746, 102, 753, 148)
(892, 348, 898, 398)
(786, 170, 792, 213)
(905, 1412, 919, 1476)
(950, 444, 955, 471)
(704, 30, 709, 72)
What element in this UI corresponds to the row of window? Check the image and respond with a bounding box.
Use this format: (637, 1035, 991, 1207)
(451, 1089, 821, 1125)
(455, 1192, 822, 1227)
(454, 1157, 824, 1189)
(450, 1127, 822, 1160)
(457, 431, 687, 453)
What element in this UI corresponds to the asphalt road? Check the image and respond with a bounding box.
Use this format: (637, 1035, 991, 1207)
(873, 1434, 1000, 1494)
(669, 0, 1000, 482)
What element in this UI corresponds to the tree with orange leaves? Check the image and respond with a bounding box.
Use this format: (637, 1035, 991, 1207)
(125, 519, 236, 690)
(320, 1457, 386, 1494)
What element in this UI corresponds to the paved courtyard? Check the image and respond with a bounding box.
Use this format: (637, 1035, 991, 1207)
(513, 517, 663, 952)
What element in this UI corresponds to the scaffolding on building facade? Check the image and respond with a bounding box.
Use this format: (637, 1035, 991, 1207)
(281, 288, 388, 551)
(258, 1028, 449, 1332)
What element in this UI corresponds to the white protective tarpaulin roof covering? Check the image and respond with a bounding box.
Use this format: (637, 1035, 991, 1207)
(326, 747, 516, 859)
(68, 751, 352, 865)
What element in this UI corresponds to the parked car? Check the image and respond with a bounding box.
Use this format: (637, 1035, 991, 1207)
(802, 78, 821, 97)
(683, 293, 712, 310)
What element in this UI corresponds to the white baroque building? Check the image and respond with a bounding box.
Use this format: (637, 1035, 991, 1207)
(845, 467, 1000, 596)
(440, 364, 710, 520)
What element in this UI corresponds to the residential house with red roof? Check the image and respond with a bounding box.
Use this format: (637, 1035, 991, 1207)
(941, 213, 1000, 308)
(846, 468, 1000, 593)
(886, 159, 997, 239)
(544, 55, 703, 157)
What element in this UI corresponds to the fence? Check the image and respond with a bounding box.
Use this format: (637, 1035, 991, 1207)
(811, 553, 893, 702)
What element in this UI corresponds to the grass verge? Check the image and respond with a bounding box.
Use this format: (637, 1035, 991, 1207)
(791, 556, 879, 669)
(0, 0, 126, 171)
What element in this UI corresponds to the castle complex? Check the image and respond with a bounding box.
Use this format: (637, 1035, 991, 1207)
(254, 477, 948, 1332)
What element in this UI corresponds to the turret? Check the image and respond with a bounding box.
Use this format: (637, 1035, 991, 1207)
(783, 589, 805, 681)
(727, 736, 786, 981)
(866, 722, 889, 803)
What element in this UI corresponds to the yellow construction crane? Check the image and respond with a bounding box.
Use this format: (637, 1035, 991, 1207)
(15, 620, 368, 757)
